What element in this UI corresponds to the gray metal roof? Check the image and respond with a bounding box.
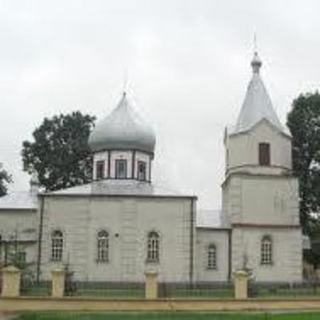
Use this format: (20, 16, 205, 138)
(88, 92, 156, 154)
(196, 209, 230, 229)
(0, 191, 37, 210)
(44, 179, 196, 199)
(230, 52, 289, 136)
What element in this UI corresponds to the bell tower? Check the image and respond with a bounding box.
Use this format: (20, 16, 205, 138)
(222, 51, 302, 282)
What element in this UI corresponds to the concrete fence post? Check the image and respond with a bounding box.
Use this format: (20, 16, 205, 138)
(51, 268, 65, 298)
(1, 265, 21, 297)
(234, 270, 249, 299)
(145, 271, 158, 299)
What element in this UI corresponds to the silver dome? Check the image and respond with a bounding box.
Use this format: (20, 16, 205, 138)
(89, 93, 156, 154)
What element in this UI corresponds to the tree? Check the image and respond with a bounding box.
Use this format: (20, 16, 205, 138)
(287, 92, 320, 234)
(0, 166, 12, 196)
(22, 111, 96, 191)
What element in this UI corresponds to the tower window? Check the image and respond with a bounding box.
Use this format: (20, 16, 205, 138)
(96, 161, 105, 180)
(97, 230, 109, 263)
(261, 235, 272, 265)
(138, 161, 146, 181)
(115, 159, 127, 179)
(207, 244, 217, 270)
(259, 143, 270, 166)
(147, 231, 160, 263)
(51, 230, 63, 262)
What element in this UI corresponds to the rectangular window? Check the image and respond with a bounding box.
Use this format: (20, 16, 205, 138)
(138, 161, 146, 181)
(259, 143, 270, 166)
(96, 161, 105, 180)
(115, 159, 127, 179)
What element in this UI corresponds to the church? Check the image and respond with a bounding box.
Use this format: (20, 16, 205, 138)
(0, 51, 303, 283)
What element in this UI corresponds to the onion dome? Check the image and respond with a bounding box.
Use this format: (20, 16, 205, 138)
(89, 92, 156, 154)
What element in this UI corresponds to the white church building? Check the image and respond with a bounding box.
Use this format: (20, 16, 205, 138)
(0, 52, 303, 283)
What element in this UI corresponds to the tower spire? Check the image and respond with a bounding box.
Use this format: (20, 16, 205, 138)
(251, 33, 262, 73)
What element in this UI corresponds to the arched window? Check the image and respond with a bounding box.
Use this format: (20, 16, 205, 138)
(147, 231, 159, 262)
(51, 230, 63, 262)
(261, 235, 272, 265)
(97, 230, 109, 262)
(207, 244, 217, 270)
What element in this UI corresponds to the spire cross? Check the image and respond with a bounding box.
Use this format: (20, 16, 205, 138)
(122, 68, 128, 95)
(253, 32, 257, 53)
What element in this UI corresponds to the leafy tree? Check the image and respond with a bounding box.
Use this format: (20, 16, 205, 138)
(0, 166, 12, 196)
(287, 92, 320, 234)
(22, 111, 96, 191)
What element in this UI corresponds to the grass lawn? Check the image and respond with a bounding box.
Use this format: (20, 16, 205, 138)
(16, 312, 320, 320)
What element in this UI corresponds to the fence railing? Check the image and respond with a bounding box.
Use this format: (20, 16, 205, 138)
(3, 265, 320, 300)
(249, 281, 320, 298)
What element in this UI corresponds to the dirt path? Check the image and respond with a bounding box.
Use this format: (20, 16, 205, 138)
(0, 313, 18, 320)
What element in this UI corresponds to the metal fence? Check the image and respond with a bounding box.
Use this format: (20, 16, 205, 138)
(20, 280, 51, 297)
(17, 278, 320, 299)
(249, 281, 320, 298)
(158, 282, 234, 298)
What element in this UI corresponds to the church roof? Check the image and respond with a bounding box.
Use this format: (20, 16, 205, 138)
(0, 191, 37, 211)
(196, 209, 230, 229)
(88, 92, 156, 154)
(44, 180, 196, 199)
(230, 52, 288, 136)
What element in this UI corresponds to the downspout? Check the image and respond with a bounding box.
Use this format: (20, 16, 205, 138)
(189, 198, 195, 283)
(36, 195, 45, 283)
(228, 229, 232, 281)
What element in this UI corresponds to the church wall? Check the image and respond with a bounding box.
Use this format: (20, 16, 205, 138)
(240, 175, 299, 225)
(39, 195, 195, 283)
(195, 228, 229, 282)
(222, 174, 299, 226)
(0, 210, 38, 266)
(231, 226, 302, 282)
(226, 121, 292, 174)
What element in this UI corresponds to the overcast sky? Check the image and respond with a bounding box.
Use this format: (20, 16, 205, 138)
(1, 0, 320, 209)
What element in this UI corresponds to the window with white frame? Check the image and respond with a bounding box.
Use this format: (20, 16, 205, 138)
(261, 235, 272, 265)
(97, 230, 109, 262)
(207, 244, 217, 269)
(115, 159, 127, 179)
(51, 230, 63, 262)
(147, 231, 159, 262)
(138, 161, 146, 181)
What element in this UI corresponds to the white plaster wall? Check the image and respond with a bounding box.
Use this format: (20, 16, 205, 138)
(241, 176, 299, 225)
(0, 210, 38, 265)
(195, 229, 229, 282)
(231, 227, 302, 282)
(222, 175, 299, 226)
(226, 120, 292, 174)
(40, 196, 195, 282)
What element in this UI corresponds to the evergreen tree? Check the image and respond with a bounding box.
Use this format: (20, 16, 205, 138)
(287, 92, 320, 234)
(22, 111, 96, 191)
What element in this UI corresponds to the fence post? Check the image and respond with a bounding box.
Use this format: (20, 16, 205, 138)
(145, 271, 158, 299)
(51, 268, 65, 298)
(234, 270, 249, 299)
(1, 265, 21, 297)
